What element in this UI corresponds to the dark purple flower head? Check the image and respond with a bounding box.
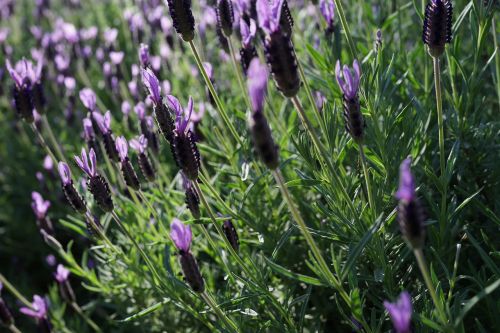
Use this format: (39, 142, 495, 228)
(31, 191, 50, 220)
(335, 60, 361, 100)
(93, 110, 112, 134)
(319, 0, 335, 29)
(130, 134, 148, 154)
(384, 291, 412, 333)
(240, 18, 257, 48)
(167, 95, 193, 135)
(109, 51, 125, 65)
(141, 68, 161, 106)
(247, 58, 268, 113)
(139, 43, 150, 67)
(170, 218, 192, 252)
(20, 295, 48, 320)
(134, 102, 146, 120)
(115, 136, 129, 162)
(58, 161, 72, 186)
(74, 147, 97, 177)
(395, 158, 415, 202)
(82, 117, 94, 141)
(54, 264, 70, 283)
(5, 57, 43, 88)
(256, 0, 283, 35)
(79, 88, 97, 111)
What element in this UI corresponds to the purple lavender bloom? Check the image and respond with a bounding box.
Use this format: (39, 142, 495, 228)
(115, 136, 129, 162)
(142, 68, 161, 106)
(335, 60, 361, 100)
(202, 62, 213, 80)
(121, 101, 131, 116)
(134, 102, 146, 120)
(256, 0, 283, 35)
(247, 58, 268, 113)
(93, 110, 112, 135)
(45, 255, 57, 266)
(109, 51, 124, 65)
(315, 91, 326, 111)
(19, 295, 48, 320)
(130, 135, 148, 154)
(319, 0, 335, 29)
(82, 117, 94, 141)
(54, 264, 70, 283)
(170, 218, 192, 253)
(383, 291, 412, 333)
(240, 18, 256, 48)
(64, 77, 76, 94)
(103, 28, 118, 45)
(79, 88, 97, 111)
(395, 158, 415, 202)
(5, 57, 43, 88)
(167, 95, 193, 134)
(43, 155, 53, 171)
(74, 147, 97, 177)
(139, 43, 150, 67)
(31, 192, 50, 220)
(58, 162, 72, 186)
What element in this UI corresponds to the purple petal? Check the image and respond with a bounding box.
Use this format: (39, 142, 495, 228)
(395, 158, 415, 202)
(89, 148, 97, 177)
(134, 102, 146, 120)
(109, 51, 124, 65)
(170, 218, 192, 252)
(256, 0, 272, 34)
(54, 264, 70, 283)
(58, 162, 72, 185)
(247, 58, 268, 113)
(79, 88, 97, 110)
(384, 291, 412, 333)
(115, 136, 128, 161)
(141, 68, 161, 105)
(5, 59, 23, 87)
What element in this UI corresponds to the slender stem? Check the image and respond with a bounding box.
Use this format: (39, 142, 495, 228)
(290, 96, 356, 216)
(110, 211, 162, 285)
(84, 211, 122, 256)
(8, 325, 22, 333)
(188, 40, 242, 147)
(493, 17, 500, 113)
(358, 143, 376, 214)
(331, 0, 357, 58)
(71, 302, 102, 332)
(201, 291, 239, 333)
(433, 56, 447, 237)
(31, 124, 58, 165)
(295, 54, 323, 126)
(41, 115, 66, 163)
(414, 248, 449, 325)
(228, 37, 252, 110)
(0, 274, 33, 308)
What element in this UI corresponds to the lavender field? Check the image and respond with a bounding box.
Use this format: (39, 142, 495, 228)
(0, 0, 499, 332)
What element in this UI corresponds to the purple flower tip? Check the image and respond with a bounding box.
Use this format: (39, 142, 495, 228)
(240, 18, 257, 48)
(319, 0, 335, 28)
(139, 43, 150, 67)
(6, 57, 43, 88)
(203, 62, 213, 80)
(82, 117, 94, 141)
(109, 51, 124, 65)
(43, 155, 53, 171)
(383, 291, 412, 333)
(74, 147, 97, 177)
(335, 59, 361, 100)
(93, 110, 112, 134)
(115, 136, 128, 161)
(79, 88, 97, 111)
(134, 102, 146, 120)
(58, 161, 72, 185)
(129, 135, 148, 154)
(20, 295, 48, 320)
(247, 58, 269, 113)
(31, 191, 50, 220)
(141, 68, 161, 106)
(168, 95, 193, 134)
(256, 0, 283, 34)
(395, 158, 415, 202)
(54, 264, 70, 283)
(170, 218, 192, 252)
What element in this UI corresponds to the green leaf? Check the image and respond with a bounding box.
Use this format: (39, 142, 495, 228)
(264, 257, 325, 287)
(118, 298, 170, 322)
(454, 279, 500, 327)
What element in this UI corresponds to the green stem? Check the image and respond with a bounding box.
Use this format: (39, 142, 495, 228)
(359, 143, 376, 214)
(84, 211, 121, 256)
(228, 37, 252, 110)
(331, 0, 357, 58)
(31, 124, 58, 165)
(110, 211, 162, 285)
(71, 302, 102, 332)
(432, 56, 447, 237)
(188, 40, 242, 147)
(8, 325, 22, 333)
(0, 273, 33, 308)
(414, 248, 449, 326)
(201, 291, 239, 333)
(41, 115, 66, 163)
(493, 17, 500, 113)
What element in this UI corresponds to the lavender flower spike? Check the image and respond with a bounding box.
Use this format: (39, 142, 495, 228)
(170, 218, 192, 253)
(319, 0, 335, 30)
(58, 161, 72, 186)
(58, 161, 87, 214)
(383, 291, 412, 333)
(395, 158, 416, 202)
(74, 147, 97, 177)
(54, 264, 70, 283)
(115, 136, 129, 162)
(93, 110, 112, 135)
(240, 18, 257, 49)
(130, 135, 148, 154)
(79, 88, 97, 111)
(139, 43, 150, 68)
(335, 60, 361, 100)
(142, 68, 161, 106)
(247, 58, 268, 113)
(31, 192, 50, 220)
